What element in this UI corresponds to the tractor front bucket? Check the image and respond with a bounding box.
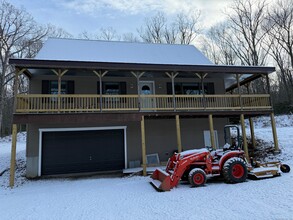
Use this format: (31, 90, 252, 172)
(150, 168, 172, 192)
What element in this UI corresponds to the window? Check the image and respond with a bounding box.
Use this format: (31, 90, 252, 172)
(141, 85, 151, 95)
(97, 82, 127, 94)
(182, 83, 201, 95)
(104, 83, 120, 95)
(204, 130, 219, 149)
(167, 82, 214, 95)
(42, 80, 75, 94)
(49, 81, 67, 95)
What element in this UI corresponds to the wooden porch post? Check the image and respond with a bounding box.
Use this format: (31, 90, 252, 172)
(236, 73, 243, 110)
(57, 72, 62, 111)
(208, 114, 216, 150)
(249, 117, 256, 148)
(175, 115, 182, 153)
(165, 72, 179, 111)
(240, 114, 249, 161)
(141, 115, 147, 176)
(52, 69, 68, 112)
(131, 71, 145, 111)
(270, 113, 280, 152)
(9, 124, 17, 188)
(245, 82, 250, 94)
(93, 70, 108, 112)
(195, 73, 208, 109)
(266, 74, 273, 107)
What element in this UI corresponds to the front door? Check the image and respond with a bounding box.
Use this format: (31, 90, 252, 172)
(139, 81, 155, 110)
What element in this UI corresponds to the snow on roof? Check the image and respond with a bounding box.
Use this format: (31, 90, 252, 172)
(35, 38, 213, 65)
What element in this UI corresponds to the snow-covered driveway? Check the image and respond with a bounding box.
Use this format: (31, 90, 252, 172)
(0, 119, 293, 220)
(0, 169, 292, 220)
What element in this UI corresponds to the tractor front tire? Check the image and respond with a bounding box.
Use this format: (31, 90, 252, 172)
(188, 168, 207, 187)
(280, 164, 290, 173)
(223, 157, 247, 183)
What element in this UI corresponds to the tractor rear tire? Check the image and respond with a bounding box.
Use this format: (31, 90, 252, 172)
(223, 157, 247, 183)
(188, 168, 207, 187)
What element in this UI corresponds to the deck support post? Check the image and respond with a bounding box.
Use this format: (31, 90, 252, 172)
(9, 124, 17, 188)
(208, 114, 216, 150)
(93, 70, 108, 112)
(175, 115, 182, 153)
(141, 116, 147, 176)
(249, 117, 256, 148)
(165, 72, 179, 111)
(270, 113, 280, 152)
(240, 114, 249, 161)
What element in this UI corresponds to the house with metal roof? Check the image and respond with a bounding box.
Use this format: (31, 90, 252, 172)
(8, 38, 279, 185)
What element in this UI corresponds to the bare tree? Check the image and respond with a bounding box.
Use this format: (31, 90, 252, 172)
(138, 11, 201, 44)
(199, 36, 221, 64)
(122, 32, 140, 42)
(176, 12, 201, 44)
(0, 0, 71, 135)
(138, 12, 166, 43)
(223, 0, 269, 66)
(201, 0, 271, 93)
(100, 27, 121, 41)
(264, 0, 293, 103)
(202, 23, 238, 65)
(79, 27, 121, 41)
(163, 23, 177, 44)
(78, 31, 94, 40)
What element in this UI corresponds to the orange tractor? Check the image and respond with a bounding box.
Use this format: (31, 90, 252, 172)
(151, 125, 290, 191)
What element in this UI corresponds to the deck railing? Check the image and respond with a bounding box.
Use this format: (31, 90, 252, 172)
(15, 94, 272, 113)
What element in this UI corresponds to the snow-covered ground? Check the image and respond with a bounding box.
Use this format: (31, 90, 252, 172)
(0, 115, 293, 220)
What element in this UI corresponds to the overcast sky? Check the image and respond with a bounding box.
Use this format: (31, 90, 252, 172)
(9, 0, 234, 37)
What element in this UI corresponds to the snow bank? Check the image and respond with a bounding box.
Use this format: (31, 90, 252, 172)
(246, 114, 293, 129)
(0, 132, 26, 188)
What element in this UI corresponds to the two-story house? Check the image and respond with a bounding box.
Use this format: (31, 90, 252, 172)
(8, 38, 278, 187)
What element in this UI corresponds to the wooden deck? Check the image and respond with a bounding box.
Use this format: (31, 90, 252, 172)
(15, 94, 271, 113)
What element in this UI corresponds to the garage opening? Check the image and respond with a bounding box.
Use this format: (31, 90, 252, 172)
(39, 127, 126, 176)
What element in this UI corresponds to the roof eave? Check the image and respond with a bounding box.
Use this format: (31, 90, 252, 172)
(9, 58, 276, 74)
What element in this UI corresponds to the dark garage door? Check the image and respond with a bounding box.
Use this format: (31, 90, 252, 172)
(41, 129, 125, 175)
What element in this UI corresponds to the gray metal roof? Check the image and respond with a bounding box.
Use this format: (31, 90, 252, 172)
(10, 38, 275, 91)
(35, 38, 213, 65)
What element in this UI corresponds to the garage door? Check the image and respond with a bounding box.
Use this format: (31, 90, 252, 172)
(41, 129, 125, 175)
